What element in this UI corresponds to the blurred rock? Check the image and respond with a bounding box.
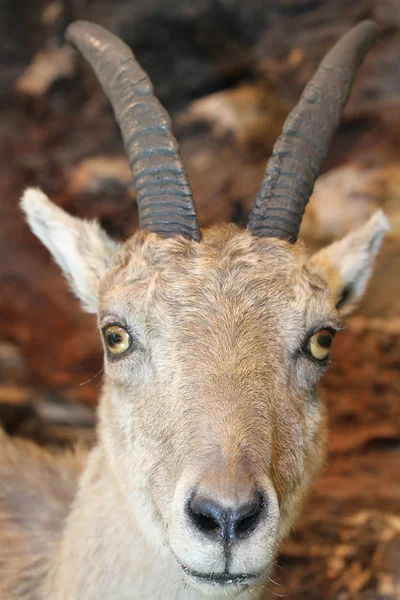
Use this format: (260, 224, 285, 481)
(34, 393, 95, 428)
(177, 83, 286, 152)
(109, 0, 267, 110)
(301, 163, 400, 246)
(15, 45, 76, 97)
(301, 166, 383, 244)
(0, 385, 96, 442)
(279, 512, 400, 599)
(0, 404, 35, 436)
(0, 342, 30, 384)
(67, 155, 133, 197)
(16, 420, 96, 448)
(104, 0, 400, 125)
(0, 385, 31, 406)
(42, 1, 64, 27)
(0, 0, 47, 96)
(326, 512, 400, 598)
(65, 155, 138, 239)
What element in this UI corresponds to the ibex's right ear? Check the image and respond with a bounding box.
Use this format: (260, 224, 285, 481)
(21, 188, 120, 313)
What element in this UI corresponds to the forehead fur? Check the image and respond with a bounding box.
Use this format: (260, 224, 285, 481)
(98, 225, 335, 357)
(101, 223, 323, 294)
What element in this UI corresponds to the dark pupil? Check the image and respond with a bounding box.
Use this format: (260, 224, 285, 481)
(317, 333, 332, 348)
(108, 332, 122, 346)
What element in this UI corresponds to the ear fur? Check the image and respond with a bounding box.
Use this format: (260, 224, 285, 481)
(21, 188, 120, 313)
(309, 210, 390, 316)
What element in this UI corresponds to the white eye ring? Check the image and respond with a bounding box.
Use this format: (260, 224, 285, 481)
(308, 329, 333, 361)
(104, 325, 132, 355)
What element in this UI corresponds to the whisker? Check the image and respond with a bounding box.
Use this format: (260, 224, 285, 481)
(79, 367, 104, 386)
(264, 587, 288, 597)
(255, 578, 288, 598)
(273, 559, 285, 572)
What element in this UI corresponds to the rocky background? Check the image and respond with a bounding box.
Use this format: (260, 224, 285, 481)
(0, 0, 399, 597)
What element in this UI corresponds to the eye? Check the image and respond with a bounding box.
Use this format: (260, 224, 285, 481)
(308, 329, 334, 361)
(103, 325, 132, 355)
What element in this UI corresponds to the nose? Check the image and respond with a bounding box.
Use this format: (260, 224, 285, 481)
(187, 491, 265, 543)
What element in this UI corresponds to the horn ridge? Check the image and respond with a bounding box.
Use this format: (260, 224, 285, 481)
(66, 20, 200, 241)
(248, 20, 379, 242)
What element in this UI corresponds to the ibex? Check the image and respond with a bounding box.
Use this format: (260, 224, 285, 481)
(0, 19, 389, 600)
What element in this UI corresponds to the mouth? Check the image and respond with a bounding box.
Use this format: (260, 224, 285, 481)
(180, 564, 261, 587)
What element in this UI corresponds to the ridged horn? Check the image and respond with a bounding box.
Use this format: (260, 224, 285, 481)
(66, 21, 200, 241)
(248, 20, 379, 242)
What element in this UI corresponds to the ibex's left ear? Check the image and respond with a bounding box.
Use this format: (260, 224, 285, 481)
(309, 210, 390, 316)
(21, 188, 120, 313)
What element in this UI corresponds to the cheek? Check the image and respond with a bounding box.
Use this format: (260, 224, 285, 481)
(106, 380, 185, 492)
(271, 394, 326, 540)
(101, 384, 135, 448)
(305, 392, 328, 474)
(271, 392, 325, 502)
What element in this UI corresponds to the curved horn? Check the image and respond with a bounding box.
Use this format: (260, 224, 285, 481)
(66, 21, 200, 241)
(248, 20, 379, 242)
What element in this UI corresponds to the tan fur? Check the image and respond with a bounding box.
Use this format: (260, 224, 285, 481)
(1, 199, 389, 599)
(0, 429, 85, 599)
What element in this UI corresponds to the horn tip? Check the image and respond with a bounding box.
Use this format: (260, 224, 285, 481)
(354, 19, 380, 45)
(65, 20, 102, 46)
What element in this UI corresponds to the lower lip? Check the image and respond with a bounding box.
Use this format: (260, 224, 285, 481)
(184, 569, 260, 587)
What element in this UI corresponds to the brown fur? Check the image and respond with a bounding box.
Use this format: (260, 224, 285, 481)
(1, 195, 389, 599)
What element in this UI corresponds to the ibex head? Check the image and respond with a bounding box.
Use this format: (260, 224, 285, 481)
(22, 20, 387, 598)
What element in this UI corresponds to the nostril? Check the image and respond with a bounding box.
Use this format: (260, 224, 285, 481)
(233, 494, 264, 539)
(235, 511, 258, 536)
(190, 512, 220, 534)
(187, 495, 226, 539)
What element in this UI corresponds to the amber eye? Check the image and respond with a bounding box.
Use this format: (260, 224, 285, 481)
(308, 329, 334, 361)
(104, 325, 132, 355)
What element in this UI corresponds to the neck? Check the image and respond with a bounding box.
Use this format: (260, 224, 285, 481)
(43, 444, 260, 600)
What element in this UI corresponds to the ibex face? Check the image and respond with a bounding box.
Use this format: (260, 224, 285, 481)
(22, 19, 388, 599)
(96, 226, 336, 591)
